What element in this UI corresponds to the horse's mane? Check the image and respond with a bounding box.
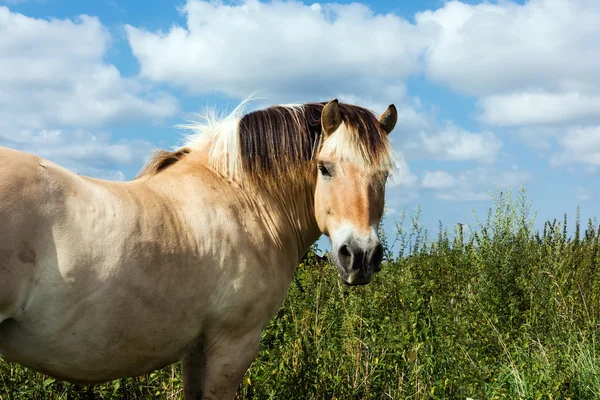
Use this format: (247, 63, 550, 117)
(135, 148, 191, 179)
(136, 101, 395, 182)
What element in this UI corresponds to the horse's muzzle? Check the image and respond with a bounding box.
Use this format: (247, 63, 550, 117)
(334, 239, 384, 285)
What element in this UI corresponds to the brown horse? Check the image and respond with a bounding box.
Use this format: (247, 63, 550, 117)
(0, 99, 397, 399)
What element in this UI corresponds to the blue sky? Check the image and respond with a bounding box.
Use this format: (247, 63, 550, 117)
(1, 0, 598, 251)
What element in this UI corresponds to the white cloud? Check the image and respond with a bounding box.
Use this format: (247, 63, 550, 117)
(422, 167, 532, 202)
(551, 126, 600, 167)
(122, 0, 600, 133)
(126, 0, 429, 101)
(0, 7, 178, 132)
(422, 170, 456, 189)
(477, 92, 600, 126)
(419, 0, 600, 96)
(0, 7, 178, 180)
(417, 0, 600, 127)
(409, 123, 503, 163)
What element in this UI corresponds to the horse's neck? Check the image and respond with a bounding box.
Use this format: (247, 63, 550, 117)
(274, 183, 320, 257)
(146, 156, 321, 263)
(247, 174, 321, 261)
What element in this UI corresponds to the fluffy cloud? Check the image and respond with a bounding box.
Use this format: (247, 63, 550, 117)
(551, 126, 600, 167)
(418, 0, 600, 127)
(478, 93, 600, 127)
(125, 0, 600, 132)
(0, 7, 178, 180)
(0, 7, 178, 133)
(403, 122, 503, 163)
(132, 0, 600, 173)
(422, 170, 456, 190)
(126, 0, 429, 101)
(422, 167, 532, 202)
(419, 0, 600, 96)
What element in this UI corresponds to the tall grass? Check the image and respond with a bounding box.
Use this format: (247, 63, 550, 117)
(2, 187, 600, 399)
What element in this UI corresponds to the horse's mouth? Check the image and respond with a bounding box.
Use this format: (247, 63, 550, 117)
(334, 262, 375, 286)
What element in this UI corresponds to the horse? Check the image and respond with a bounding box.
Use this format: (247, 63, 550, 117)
(0, 98, 397, 399)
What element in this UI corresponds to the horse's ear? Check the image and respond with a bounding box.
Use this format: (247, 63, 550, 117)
(379, 104, 397, 135)
(322, 99, 342, 137)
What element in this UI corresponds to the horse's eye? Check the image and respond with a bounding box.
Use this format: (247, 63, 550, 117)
(318, 164, 332, 177)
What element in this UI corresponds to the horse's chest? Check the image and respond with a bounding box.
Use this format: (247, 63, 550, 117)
(209, 259, 294, 331)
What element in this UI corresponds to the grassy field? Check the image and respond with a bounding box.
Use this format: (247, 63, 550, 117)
(2, 188, 600, 399)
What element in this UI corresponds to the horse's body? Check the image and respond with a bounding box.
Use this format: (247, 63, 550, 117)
(0, 100, 397, 399)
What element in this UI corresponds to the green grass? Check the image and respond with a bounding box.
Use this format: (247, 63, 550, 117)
(2, 187, 600, 399)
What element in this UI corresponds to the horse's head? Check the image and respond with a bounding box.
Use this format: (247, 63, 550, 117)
(314, 99, 397, 285)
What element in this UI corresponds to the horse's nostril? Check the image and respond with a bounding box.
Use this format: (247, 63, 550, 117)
(339, 245, 351, 258)
(338, 244, 356, 270)
(370, 243, 384, 270)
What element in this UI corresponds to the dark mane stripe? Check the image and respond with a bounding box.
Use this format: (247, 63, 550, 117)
(238, 104, 321, 174)
(135, 148, 190, 179)
(238, 102, 389, 175)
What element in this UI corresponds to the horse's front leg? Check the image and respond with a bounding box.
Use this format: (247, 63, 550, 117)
(182, 336, 207, 400)
(183, 329, 261, 400)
